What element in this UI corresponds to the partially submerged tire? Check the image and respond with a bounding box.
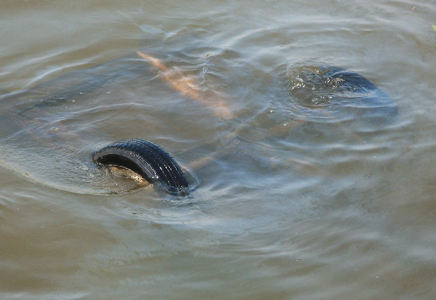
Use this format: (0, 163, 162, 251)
(320, 66, 398, 122)
(287, 65, 398, 126)
(92, 138, 189, 194)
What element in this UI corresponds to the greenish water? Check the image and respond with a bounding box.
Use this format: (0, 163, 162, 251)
(0, 0, 436, 299)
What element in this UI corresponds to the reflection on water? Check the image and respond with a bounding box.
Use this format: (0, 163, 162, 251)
(1, 0, 436, 299)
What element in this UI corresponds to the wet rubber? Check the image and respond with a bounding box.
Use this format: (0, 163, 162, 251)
(320, 66, 398, 121)
(92, 138, 188, 193)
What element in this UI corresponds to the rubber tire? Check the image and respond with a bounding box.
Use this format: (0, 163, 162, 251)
(92, 138, 188, 194)
(320, 66, 398, 121)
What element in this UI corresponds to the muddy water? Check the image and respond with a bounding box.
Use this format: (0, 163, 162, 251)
(1, 0, 436, 299)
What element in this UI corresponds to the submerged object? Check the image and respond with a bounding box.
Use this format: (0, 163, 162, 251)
(92, 138, 189, 194)
(136, 50, 233, 119)
(320, 66, 398, 122)
(286, 65, 398, 126)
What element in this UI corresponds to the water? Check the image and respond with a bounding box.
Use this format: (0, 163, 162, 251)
(0, 0, 436, 299)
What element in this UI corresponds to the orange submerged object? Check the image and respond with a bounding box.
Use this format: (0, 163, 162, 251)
(136, 50, 233, 119)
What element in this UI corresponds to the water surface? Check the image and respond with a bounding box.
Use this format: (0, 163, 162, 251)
(0, 0, 436, 299)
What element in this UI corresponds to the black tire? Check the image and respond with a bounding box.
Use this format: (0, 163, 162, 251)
(320, 66, 398, 121)
(92, 138, 189, 194)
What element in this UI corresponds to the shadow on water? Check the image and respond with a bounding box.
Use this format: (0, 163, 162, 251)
(0, 38, 398, 197)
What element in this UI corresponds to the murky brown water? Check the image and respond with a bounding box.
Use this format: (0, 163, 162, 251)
(1, 0, 436, 299)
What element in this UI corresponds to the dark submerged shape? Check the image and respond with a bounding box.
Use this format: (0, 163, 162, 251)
(92, 139, 189, 194)
(320, 66, 398, 122)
